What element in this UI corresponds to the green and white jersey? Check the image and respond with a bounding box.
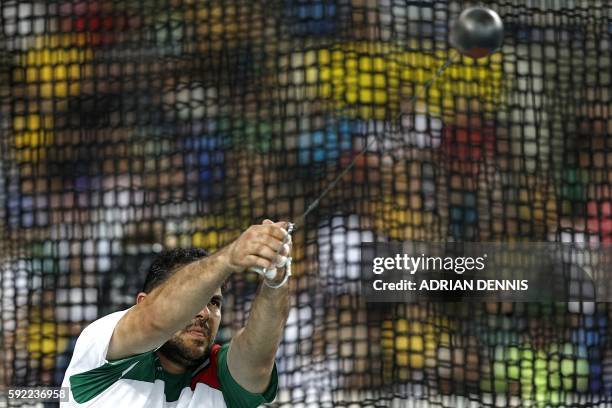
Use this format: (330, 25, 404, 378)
(60, 309, 277, 408)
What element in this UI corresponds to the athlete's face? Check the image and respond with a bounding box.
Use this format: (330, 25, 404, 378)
(158, 288, 223, 369)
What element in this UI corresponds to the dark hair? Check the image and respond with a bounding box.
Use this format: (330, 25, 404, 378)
(142, 248, 210, 293)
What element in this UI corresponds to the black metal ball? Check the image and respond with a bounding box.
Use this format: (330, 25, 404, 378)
(449, 7, 504, 59)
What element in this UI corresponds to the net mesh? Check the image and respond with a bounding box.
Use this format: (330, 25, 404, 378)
(1, 0, 611, 406)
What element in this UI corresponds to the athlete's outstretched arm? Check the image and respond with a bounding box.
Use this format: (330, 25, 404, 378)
(106, 222, 288, 361)
(227, 220, 292, 393)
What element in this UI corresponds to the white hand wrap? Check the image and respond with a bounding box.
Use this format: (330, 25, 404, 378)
(263, 257, 292, 289)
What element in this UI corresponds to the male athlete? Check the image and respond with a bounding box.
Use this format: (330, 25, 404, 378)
(61, 220, 292, 407)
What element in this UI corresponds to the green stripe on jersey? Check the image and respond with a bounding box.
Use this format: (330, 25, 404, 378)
(70, 352, 190, 403)
(216, 344, 278, 408)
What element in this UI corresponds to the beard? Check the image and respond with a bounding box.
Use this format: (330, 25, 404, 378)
(158, 327, 212, 370)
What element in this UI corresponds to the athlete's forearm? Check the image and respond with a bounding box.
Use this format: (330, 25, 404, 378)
(142, 248, 233, 337)
(108, 247, 233, 360)
(228, 281, 290, 392)
(243, 283, 291, 364)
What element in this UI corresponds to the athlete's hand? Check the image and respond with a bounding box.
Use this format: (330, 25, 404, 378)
(224, 220, 291, 273)
(259, 219, 293, 284)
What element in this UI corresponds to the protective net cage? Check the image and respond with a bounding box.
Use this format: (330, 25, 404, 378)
(0, 0, 611, 406)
